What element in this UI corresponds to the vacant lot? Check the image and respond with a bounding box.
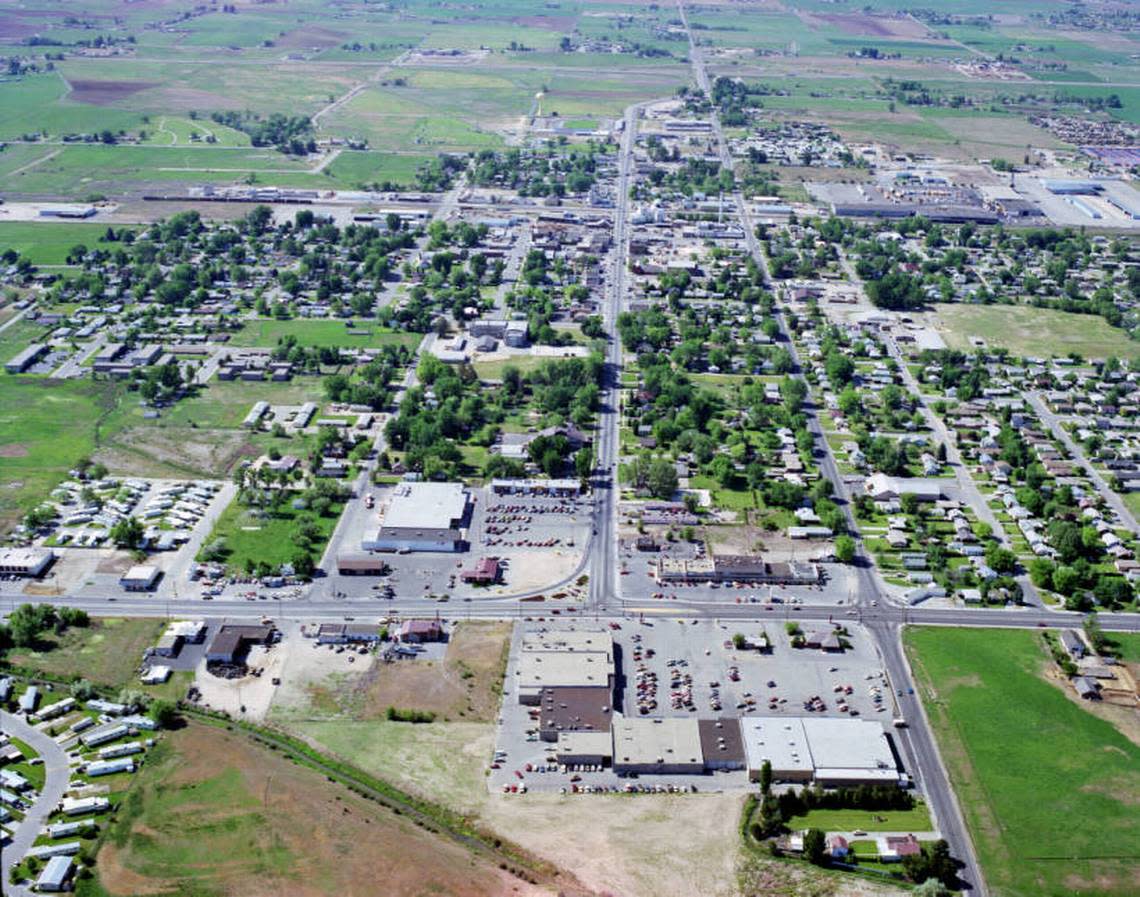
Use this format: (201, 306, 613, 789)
(0, 377, 127, 529)
(0, 221, 137, 266)
(905, 627, 1140, 897)
(360, 621, 510, 720)
(228, 318, 423, 351)
(94, 722, 543, 897)
(199, 497, 344, 573)
(279, 621, 511, 724)
(3, 617, 163, 686)
(930, 304, 1140, 361)
(784, 805, 933, 833)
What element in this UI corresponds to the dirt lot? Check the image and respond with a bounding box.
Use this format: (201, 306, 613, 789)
(805, 12, 930, 39)
(95, 426, 261, 479)
(269, 622, 510, 723)
(97, 722, 548, 897)
(357, 621, 510, 720)
(276, 25, 349, 49)
(67, 79, 160, 105)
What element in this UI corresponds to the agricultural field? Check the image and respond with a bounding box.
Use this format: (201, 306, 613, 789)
(0, 221, 136, 266)
(929, 304, 1140, 362)
(90, 722, 539, 897)
(905, 627, 1140, 897)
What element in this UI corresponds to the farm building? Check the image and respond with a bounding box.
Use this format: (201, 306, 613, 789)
(363, 482, 471, 553)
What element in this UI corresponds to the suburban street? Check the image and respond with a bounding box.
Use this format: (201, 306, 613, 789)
(0, 710, 73, 897)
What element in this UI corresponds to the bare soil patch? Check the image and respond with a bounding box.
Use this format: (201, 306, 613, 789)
(810, 12, 931, 39)
(96, 427, 260, 479)
(98, 722, 545, 897)
(0, 443, 28, 457)
(512, 15, 577, 31)
(277, 25, 350, 49)
(67, 80, 160, 106)
(358, 621, 510, 720)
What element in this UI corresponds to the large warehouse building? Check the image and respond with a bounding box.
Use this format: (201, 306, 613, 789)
(515, 628, 614, 705)
(612, 717, 705, 775)
(741, 717, 901, 786)
(363, 482, 472, 553)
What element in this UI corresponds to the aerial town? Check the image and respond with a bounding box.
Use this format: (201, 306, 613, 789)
(0, 2, 1138, 897)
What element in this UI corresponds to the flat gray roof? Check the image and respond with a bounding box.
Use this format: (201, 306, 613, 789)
(382, 482, 469, 530)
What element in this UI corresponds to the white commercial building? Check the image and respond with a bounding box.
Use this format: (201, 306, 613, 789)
(742, 717, 901, 786)
(363, 482, 471, 553)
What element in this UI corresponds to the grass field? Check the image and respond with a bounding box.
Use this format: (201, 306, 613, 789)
(784, 805, 934, 834)
(199, 497, 343, 573)
(0, 221, 136, 266)
(472, 354, 567, 380)
(90, 721, 526, 897)
(905, 627, 1140, 897)
(3, 617, 164, 687)
(0, 377, 127, 529)
(228, 318, 423, 351)
(931, 304, 1140, 361)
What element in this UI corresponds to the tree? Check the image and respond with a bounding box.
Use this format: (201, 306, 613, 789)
(291, 551, 315, 578)
(759, 759, 773, 795)
(835, 534, 856, 564)
(732, 632, 747, 650)
(803, 828, 828, 866)
(900, 493, 920, 516)
(149, 699, 179, 729)
(109, 515, 144, 550)
(646, 458, 679, 500)
(984, 543, 1018, 575)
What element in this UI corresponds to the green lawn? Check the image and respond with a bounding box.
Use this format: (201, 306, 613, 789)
(933, 304, 1140, 361)
(3, 618, 165, 687)
(199, 497, 344, 573)
(0, 221, 137, 266)
(1105, 632, 1140, 663)
(905, 627, 1140, 897)
(472, 354, 559, 381)
(228, 318, 423, 351)
(785, 805, 933, 834)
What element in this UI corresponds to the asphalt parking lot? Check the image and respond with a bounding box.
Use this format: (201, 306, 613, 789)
(319, 487, 591, 601)
(489, 620, 900, 795)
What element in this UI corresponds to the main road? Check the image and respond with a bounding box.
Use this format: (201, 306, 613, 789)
(673, 3, 988, 890)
